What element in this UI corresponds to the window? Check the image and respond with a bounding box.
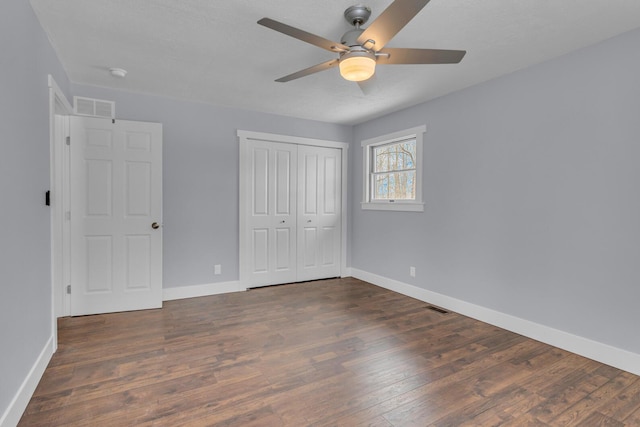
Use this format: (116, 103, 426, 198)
(361, 125, 425, 211)
(372, 139, 416, 200)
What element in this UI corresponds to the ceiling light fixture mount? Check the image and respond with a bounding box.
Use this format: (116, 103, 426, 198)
(109, 67, 127, 78)
(343, 5, 372, 27)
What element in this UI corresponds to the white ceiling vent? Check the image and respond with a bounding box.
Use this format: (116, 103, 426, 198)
(73, 96, 115, 119)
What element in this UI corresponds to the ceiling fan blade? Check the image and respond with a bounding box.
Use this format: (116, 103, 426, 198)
(258, 18, 349, 52)
(357, 0, 431, 50)
(377, 48, 466, 65)
(275, 59, 339, 82)
(357, 74, 379, 95)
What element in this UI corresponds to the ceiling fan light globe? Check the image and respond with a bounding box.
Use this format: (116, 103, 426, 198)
(339, 55, 376, 82)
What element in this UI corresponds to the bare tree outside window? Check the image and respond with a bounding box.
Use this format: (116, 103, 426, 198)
(371, 139, 416, 200)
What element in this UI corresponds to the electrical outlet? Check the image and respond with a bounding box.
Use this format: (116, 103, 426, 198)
(214, 264, 221, 275)
(410, 266, 416, 277)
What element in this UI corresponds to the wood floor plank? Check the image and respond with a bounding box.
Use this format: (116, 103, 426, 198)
(381, 381, 483, 426)
(528, 363, 611, 423)
(575, 411, 624, 427)
(624, 404, 640, 426)
(551, 371, 638, 426)
(18, 278, 640, 426)
(598, 378, 640, 422)
(430, 384, 520, 426)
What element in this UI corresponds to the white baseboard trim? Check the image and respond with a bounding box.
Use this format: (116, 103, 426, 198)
(341, 267, 352, 278)
(0, 336, 54, 427)
(163, 281, 245, 301)
(350, 268, 640, 377)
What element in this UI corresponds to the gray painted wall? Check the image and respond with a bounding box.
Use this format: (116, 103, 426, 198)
(0, 0, 71, 417)
(70, 84, 353, 289)
(352, 28, 640, 354)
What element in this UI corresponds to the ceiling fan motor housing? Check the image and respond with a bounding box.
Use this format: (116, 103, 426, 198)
(340, 27, 375, 58)
(341, 28, 365, 47)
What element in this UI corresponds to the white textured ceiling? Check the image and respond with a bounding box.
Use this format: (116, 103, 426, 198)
(30, 0, 640, 125)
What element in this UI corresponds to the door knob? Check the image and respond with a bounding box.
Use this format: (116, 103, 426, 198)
(151, 222, 160, 229)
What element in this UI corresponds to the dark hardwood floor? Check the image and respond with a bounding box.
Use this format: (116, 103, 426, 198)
(20, 278, 640, 426)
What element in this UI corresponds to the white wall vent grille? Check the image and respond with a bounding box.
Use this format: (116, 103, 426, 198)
(73, 96, 115, 119)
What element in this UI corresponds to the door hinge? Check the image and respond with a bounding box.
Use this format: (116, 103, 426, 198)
(66, 285, 71, 294)
(65, 136, 70, 146)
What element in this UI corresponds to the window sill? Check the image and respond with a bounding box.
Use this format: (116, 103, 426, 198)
(361, 201, 424, 212)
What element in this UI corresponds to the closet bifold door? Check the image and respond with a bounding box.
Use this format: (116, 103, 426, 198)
(296, 145, 342, 282)
(243, 140, 298, 287)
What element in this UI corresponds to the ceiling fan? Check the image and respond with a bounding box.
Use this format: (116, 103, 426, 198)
(257, 0, 466, 89)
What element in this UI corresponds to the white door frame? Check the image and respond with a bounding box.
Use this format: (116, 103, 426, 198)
(238, 130, 349, 287)
(49, 75, 73, 350)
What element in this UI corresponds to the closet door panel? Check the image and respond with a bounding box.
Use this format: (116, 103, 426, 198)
(297, 145, 342, 281)
(243, 140, 297, 286)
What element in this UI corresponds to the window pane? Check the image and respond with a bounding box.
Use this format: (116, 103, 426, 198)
(374, 146, 389, 172)
(374, 174, 388, 199)
(373, 171, 415, 200)
(374, 139, 416, 173)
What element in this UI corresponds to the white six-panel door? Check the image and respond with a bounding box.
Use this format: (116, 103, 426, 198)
(297, 145, 342, 281)
(70, 116, 162, 315)
(240, 136, 343, 288)
(243, 140, 298, 287)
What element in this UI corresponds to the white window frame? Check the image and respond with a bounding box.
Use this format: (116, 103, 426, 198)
(361, 125, 426, 212)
